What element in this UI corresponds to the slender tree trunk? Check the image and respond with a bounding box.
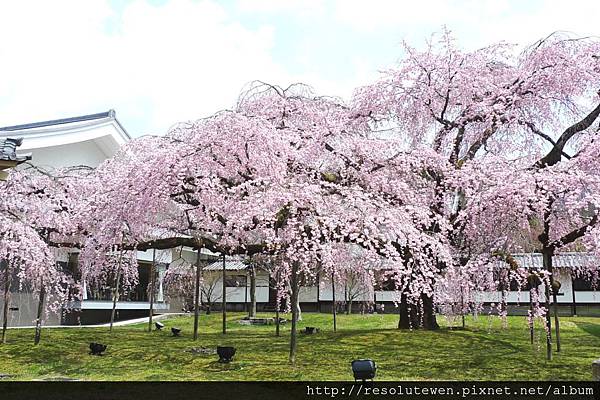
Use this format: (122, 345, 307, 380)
(148, 249, 156, 333)
(109, 244, 125, 332)
(222, 253, 226, 335)
(289, 262, 299, 364)
(348, 299, 353, 315)
(193, 248, 201, 340)
(331, 272, 337, 332)
(33, 284, 46, 345)
(2, 264, 11, 344)
(249, 265, 256, 318)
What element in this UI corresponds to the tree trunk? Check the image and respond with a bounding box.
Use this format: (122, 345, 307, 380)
(542, 250, 553, 361)
(289, 262, 299, 364)
(331, 272, 337, 332)
(398, 293, 439, 330)
(33, 284, 46, 345)
(249, 264, 256, 318)
(193, 248, 201, 340)
(348, 299, 353, 315)
(2, 264, 11, 344)
(148, 249, 156, 333)
(222, 253, 227, 334)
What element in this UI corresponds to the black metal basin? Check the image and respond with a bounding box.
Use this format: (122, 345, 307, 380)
(217, 346, 236, 363)
(351, 359, 376, 381)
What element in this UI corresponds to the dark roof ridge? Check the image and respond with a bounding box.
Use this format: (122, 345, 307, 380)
(0, 110, 115, 132)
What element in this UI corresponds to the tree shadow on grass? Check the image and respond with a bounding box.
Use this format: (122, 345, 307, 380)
(573, 322, 600, 339)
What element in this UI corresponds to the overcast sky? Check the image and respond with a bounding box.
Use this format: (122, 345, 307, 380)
(0, 0, 598, 137)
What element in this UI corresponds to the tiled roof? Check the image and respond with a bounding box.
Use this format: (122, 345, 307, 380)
(0, 110, 113, 132)
(0, 109, 130, 139)
(204, 259, 249, 271)
(494, 252, 599, 269)
(0, 138, 31, 163)
(200, 253, 600, 272)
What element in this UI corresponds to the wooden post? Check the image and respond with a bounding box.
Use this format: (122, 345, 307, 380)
(332, 272, 337, 332)
(529, 288, 535, 344)
(316, 270, 321, 313)
(245, 268, 248, 315)
(275, 270, 280, 337)
(552, 282, 561, 352)
(148, 249, 156, 333)
(109, 243, 124, 332)
(571, 273, 577, 317)
(542, 250, 553, 360)
(2, 263, 11, 344)
(344, 282, 348, 315)
(289, 262, 299, 364)
(222, 253, 226, 335)
(593, 360, 600, 381)
(374, 290, 377, 314)
(249, 265, 257, 317)
(460, 286, 465, 329)
(193, 248, 201, 341)
(33, 283, 46, 345)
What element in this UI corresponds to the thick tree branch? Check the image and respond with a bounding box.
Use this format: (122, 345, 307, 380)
(535, 100, 600, 168)
(552, 212, 599, 249)
(519, 120, 572, 160)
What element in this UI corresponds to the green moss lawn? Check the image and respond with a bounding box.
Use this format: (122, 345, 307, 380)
(0, 312, 599, 381)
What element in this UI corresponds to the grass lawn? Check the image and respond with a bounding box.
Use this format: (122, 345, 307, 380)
(0, 312, 599, 381)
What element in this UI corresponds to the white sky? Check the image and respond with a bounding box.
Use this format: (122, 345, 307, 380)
(0, 0, 598, 137)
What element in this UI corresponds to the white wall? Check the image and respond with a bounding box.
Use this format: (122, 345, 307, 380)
(475, 269, 581, 304)
(299, 286, 318, 302)
(26, 140, 110, 169)
(137, 249, 172, 263)
(374, 291, 400, 302)
(201, 270, 269, 303)
(315, 274, 372, 302)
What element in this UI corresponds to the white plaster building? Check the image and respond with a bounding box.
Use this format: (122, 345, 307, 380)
(0, 111, 175, 326)
(199, 253, 600, 317)
(2, 111, 599, 325)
